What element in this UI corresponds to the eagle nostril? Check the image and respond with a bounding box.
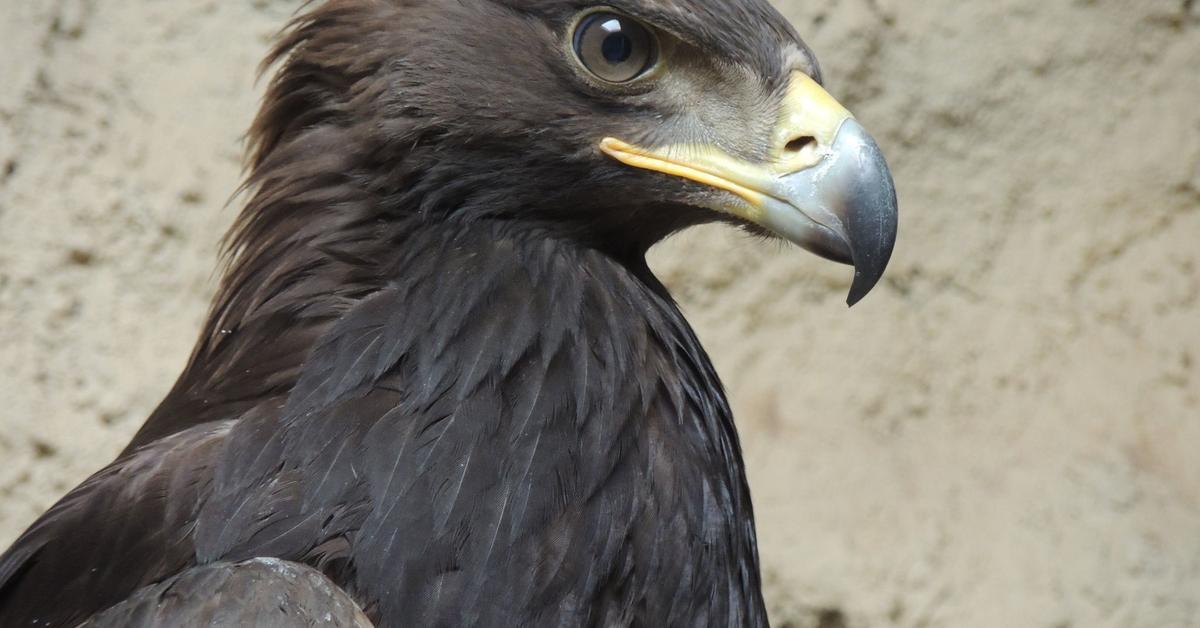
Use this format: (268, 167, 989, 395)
(784, 135, 818, 157)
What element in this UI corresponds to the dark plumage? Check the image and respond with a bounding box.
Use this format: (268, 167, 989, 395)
(0, 0, 897, 625)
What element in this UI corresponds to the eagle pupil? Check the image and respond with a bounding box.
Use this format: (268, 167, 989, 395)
(602, 32, 633, 64)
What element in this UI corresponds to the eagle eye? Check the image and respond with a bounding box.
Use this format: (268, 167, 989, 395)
(572, 12, 658, 84)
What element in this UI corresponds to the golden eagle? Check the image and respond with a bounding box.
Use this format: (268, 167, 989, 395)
(0, 0, 896, 625)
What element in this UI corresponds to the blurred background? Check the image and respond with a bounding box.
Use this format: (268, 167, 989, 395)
(1, 1, 1198, 626)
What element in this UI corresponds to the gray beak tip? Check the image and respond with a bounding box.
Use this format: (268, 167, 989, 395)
(846, 280, 870, 307)
(846, 264, 885, 307)
(844, 188, 898, 306)
(837, 120, 899, 307)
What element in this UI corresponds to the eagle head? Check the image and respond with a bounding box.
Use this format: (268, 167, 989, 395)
(246, 0, 898, 305)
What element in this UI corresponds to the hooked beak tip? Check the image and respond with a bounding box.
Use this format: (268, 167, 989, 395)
(842, 122, 899, 307)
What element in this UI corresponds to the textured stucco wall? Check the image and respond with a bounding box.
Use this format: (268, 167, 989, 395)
(1, 1, 1198, 626)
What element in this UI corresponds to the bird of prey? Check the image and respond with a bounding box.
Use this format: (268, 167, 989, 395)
(0, 0, 897, 625)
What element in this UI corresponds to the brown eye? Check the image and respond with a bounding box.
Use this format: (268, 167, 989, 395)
(572, 12, 657, 84)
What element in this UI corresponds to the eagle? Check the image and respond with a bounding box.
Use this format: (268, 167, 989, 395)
(0, 0, 897, 625)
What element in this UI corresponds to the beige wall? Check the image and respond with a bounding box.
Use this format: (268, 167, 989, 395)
(1, 1, 1198, 626)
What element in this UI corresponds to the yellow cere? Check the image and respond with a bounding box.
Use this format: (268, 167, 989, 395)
(771, 72, 854, 171)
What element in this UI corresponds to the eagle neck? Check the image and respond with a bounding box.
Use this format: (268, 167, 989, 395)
(262, 219, 768, 624)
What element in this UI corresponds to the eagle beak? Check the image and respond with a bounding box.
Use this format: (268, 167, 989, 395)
(600, 73, 898, 306)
